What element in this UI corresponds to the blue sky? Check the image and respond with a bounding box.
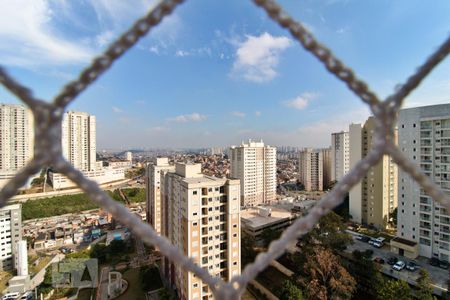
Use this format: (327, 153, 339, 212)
(0, 0, 449, 149)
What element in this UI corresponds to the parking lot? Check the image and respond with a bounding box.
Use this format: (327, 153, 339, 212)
(345, 232, 449, 296)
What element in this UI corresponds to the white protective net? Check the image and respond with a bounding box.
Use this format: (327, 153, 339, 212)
(1, 0, 450, 299)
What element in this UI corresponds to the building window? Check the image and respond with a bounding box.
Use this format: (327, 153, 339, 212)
(193, 191, 197, 195)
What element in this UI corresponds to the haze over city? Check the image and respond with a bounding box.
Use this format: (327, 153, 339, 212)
(1, 0, 450, 149)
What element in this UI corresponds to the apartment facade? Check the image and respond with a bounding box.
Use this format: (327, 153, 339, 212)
(230, 140, 276, 207)
(349, 117, 398, 229)
(62, 111, 97, 171)
(298, 148, 323, 191)
(322, 148, 332, 189)
(0, 204, 22, 271)
(146, 158, 175, 235)
(0, 104, 34, 188)
(160, 163, 240, 300)
(394, 105, 450, 262)
(331, 131, 350, 182)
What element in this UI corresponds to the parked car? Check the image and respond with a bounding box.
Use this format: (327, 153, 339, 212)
(358, 236, 371, 243)
(387, 257, 398, 265)
(373, 241, 384, 248)
(368, 238, 377, 245)
(429, 257, 440, 266)
(439, 260, 449, 269)
(406, 261, 420, 271)
(2, 292, 19, 300)
(20, 291, 33, 300)
(373, 257, 385, 264)
(392, 261, 406, 271)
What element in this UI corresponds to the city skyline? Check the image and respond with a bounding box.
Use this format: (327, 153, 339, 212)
(1, 0, 450, 149)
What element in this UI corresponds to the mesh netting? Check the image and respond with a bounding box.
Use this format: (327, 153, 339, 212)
(1, 0, 450, 299)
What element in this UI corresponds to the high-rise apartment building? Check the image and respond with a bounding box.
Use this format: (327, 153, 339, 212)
(0, 204, 22, 271)
(298, 148, 323, 191)
(230, 140, 276, 207)
(51, 111, 124, 189)
(392, 105, 450, 262)
(146, 158, 175, 235)
(0, 104, 34, 188)
(322, 147, 332, 189)
(349, 117, 397, 229)
(62, 111, 97, 171)
(331, 131, 350, 182)
(159, 162, 241, 300)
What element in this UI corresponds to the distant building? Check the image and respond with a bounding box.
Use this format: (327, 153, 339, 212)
(230, 139, 276, 206)
(0, 104, 34, 188)
(298, 148, 323, 191)
(145, 158, 175, 235)
(159, 163, 241, 300)
(62, 111, 97, 172)
(321, 147, 332, 189)
(50, 111, 125, 188)
(393, 104, 450, 262)
(125, 151, 132, 162)
(16, 240, 28, 276)
(0, 204, 22, 271)
(331, 131, 350, 182)
(349, 117, 397, 229)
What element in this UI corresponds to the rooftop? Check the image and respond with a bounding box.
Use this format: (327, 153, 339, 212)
(241, 206, 294, 229)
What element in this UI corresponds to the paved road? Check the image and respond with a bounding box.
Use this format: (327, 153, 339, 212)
(345, 232, 449, 296)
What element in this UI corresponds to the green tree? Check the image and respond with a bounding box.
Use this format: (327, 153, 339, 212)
(346, 251, 384, 298)
(90, 243, 108, 263)
(378, 279, 411, 300)
(302, 211, 353, 251)
(416, 269, 433, 300)
(279, 280, 304, 300)
(109, 240, 127, 254)
(158, 288, 173, 300)
(391, 207, 398, 227)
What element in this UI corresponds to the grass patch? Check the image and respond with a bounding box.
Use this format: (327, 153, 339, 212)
(0, 271, 13, 292)
(29, 254, 52, 275)
(116, 268, 146, 300)
(122, 188, 145, 203)
(22, 193, 99, 220)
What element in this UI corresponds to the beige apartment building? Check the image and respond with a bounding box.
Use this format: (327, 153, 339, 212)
(157, 162, 241, 300)
(0, 104, 34, 188)
(349, 117, 398, 229)
(62, 111, 97, 171)
(298, 148, 323, 191)
(331, 131, 350, 182)
(322, 148, 332, 189)
(230, 139, 276, 207)
(145, 157, 175, 235)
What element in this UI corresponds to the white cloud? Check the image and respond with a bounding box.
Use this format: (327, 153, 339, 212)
(0, 0, 94, 67)
(232, 32, 292, 83)
(283, 92, 318, 110)
(231, 111, 246, 118)
(255, 111, 262, 117)
(168, 113, 207, 123)
(175, 50, 190, 57)
(112, 106, 123, 113)
(96, 30, 115, 47)
(149, 46, 160, 54)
